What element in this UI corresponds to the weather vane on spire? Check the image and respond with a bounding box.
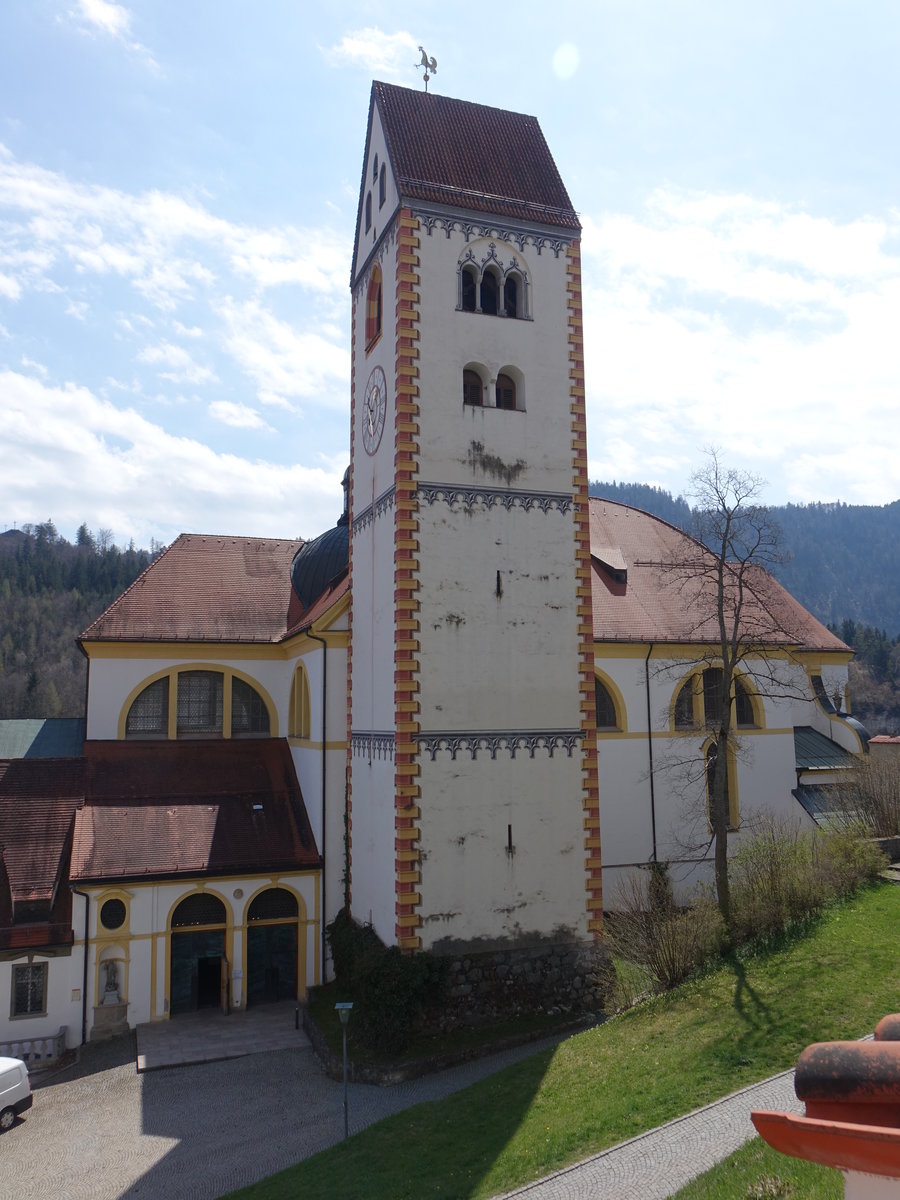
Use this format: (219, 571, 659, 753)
(417, 46, 437, 91)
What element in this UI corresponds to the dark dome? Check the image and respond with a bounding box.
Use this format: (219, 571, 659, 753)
(290, 523, 349, 610)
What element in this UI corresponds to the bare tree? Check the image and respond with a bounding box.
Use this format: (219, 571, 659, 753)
(662, 450, 798, 939)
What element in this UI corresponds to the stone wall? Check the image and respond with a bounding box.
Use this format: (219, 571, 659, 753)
(433, 940, 608, 1031)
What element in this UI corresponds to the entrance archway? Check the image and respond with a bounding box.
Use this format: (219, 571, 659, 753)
(169, 892, 228, 1016)
(246, 888, 299, 1006)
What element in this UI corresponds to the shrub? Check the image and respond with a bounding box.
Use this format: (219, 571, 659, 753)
(324, 908, 447, 1054)
(816, 826, 887, 896)
(729, 816, 888, 946)
(326, 906, 384, 989)
(729, 817, 827, 944)
(832, 756, 900, 838)
(604, 865, 724, 1003)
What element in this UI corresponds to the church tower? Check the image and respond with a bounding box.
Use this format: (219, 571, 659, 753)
(347, 83, 600, 962)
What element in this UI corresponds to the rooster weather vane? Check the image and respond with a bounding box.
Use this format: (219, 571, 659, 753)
(417, 46, 437, 91)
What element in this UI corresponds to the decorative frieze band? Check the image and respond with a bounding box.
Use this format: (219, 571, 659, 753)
(417, 482, 573, 516)
(418, 729, 584, 761)
(352, 486, 396, 534)
(351, 731, 396, 761)
(411, 204, 572, 258)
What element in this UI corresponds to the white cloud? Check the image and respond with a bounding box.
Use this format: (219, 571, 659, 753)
(552, 44, 580, 81)
(320, 28, 419, 78)
(208, 400, 273, 431)
(0, 369, 342, 545)
(216, 298, 349, 407)
(137, 341, 217, 385)
(67, 0, 158, 69)
(581, 189, 900, 505)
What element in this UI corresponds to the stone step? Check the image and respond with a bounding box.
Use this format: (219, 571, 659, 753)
(879, 865, 900, 885)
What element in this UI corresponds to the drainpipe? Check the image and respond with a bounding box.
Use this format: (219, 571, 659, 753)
(306, 628, 328, 982)
(71, 885, 90, 1045)
(644, 644, 658, 863)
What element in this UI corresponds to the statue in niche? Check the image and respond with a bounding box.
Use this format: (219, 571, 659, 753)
(102, 959, 120, 1005)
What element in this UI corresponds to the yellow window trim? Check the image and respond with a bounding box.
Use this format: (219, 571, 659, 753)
(118, 664, 278, 740)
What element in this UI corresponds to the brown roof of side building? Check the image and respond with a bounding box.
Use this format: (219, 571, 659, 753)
(0, 759, 84, 904)
(81, 534, 304, 644)
(71, 740, 319, 884)
(589, 499, 849, 652)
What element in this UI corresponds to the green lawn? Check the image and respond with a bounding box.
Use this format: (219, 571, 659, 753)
(223, 884, 900, 1200)
(672, 1136, 842, 1198)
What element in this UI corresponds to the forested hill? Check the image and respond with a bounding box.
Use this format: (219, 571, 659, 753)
(0, 522, 155, 719)
(589, 482, 900, 636)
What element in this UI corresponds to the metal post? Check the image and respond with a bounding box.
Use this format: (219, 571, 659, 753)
(342, 1023, 349, 1138)
(335, 1001, 353, 1140)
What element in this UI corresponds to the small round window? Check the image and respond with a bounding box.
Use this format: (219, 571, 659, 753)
(100, 898, 126, 930)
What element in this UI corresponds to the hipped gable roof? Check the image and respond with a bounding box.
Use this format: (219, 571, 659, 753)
(71, 740, 319, 883)
(0, 759, 83, 903)
(353, 82, 579, 284)
(81, 534, 304, 644)
(589, 499, 848, 652)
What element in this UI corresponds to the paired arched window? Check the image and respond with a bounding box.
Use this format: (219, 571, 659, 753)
(364, 192, 372, 233)
(289, 662, 311, 738)
(365, 265, 382, 351)
(378, 163, 386, 208)
(461, 365, 524, 411)
(673, 668, 759, 730)
(124, 670, 272, 740)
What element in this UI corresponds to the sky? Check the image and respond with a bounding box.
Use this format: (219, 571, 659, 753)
(1, 1, 899, 549)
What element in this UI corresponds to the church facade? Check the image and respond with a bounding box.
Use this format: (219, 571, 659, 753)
(0, 84, 865, 1056)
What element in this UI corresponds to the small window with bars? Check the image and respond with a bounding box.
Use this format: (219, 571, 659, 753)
(12, 962, 47, 1018)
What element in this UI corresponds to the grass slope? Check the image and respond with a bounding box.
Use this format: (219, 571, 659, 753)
(672, 1136, 842, 1198)
(224, 885, 900, 1200)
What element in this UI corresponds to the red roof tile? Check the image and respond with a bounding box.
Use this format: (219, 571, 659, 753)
(373, 82, 579, 230)
(0, 759, 83, 903)
(589, 499, 848, 652)
(71, 740, 319, 882)
(81, 534, 304, 643)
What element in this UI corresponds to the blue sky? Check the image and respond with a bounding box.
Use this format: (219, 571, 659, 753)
(1, 1, 898, 548)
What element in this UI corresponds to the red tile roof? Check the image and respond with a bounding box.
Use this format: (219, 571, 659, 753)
(373, 82, 580, 230)
(0, 759, 83, 903)
(71, 740, 319, 883)
(589, 499, 848, 652)
(81, 534, 304, 644)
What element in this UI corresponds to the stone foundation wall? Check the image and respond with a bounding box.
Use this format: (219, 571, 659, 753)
(433, 940, 608, 1031)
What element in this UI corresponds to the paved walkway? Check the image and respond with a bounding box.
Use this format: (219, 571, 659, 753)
(135, 999, 306, 1070)
(498, 1069, 802, 1199)
(5, 1008, 805, 1200)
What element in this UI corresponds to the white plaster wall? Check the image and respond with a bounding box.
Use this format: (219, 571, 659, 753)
(417, 750, 587, 949)
(415, 233, 575, 493)
(354, 107, 398, 283)
(348, 755, 397, 945)
(0, 951, 84, 1051)
(416, 504, 581, 730)
(594, 649, 846, 903)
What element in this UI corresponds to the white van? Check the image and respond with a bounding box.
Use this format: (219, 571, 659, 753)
(0, 1057, 33, 1131)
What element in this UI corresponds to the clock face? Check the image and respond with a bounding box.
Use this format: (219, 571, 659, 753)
(362, 366, 387, 456)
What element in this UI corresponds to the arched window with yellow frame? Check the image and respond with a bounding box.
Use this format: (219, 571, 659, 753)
(121, 668, 275, 740)
(594, 670, 626, 733)
(288, 661, 311, 739)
